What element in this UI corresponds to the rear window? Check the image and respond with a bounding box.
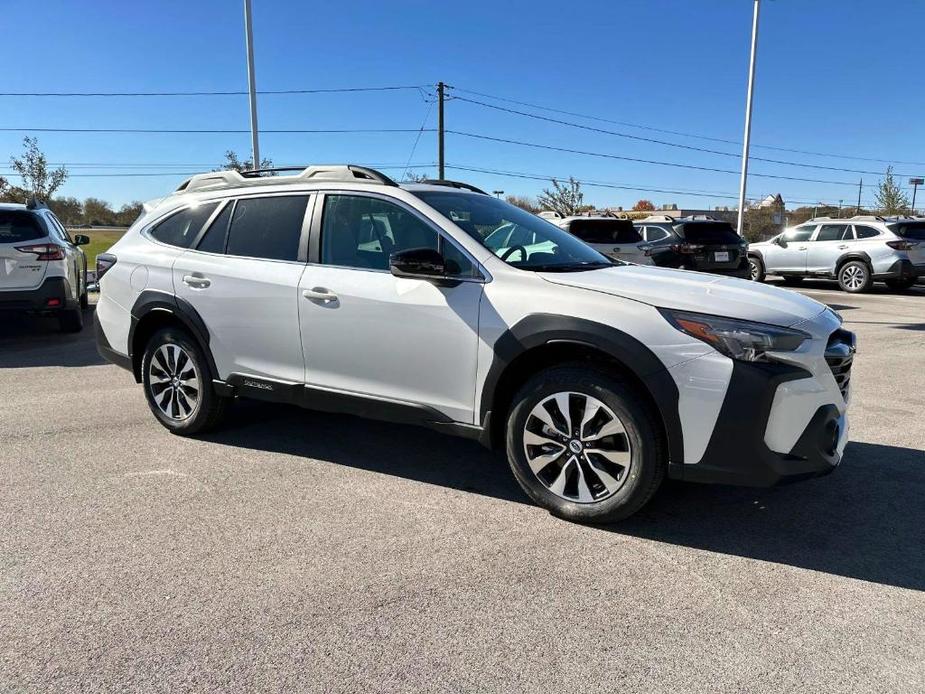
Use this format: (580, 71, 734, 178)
(150, 203, 219, 248)
(890, 222, 925, 240)
(677, 222, 740, 244)
(0, 210, 45, 244)
(568, 219, 641, 244)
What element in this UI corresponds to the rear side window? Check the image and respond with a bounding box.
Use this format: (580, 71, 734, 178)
(854, 225, 881, 239)
(890, 221, 925, 240)
(0, 210, 45, 243)
(678, 222, 739, 244)
(568, 219, 641, 244)
(815, 224, 850, 241)
(150, 203, 219, 248)
(225, 196, 308, 262)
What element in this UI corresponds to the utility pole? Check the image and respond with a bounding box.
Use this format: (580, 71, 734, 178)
(856, 178, 862, 214)
(244, 0, 260, 171)
(437, 82, 445, 180)
(838, 199, 843, 218)
(910, 177, 923, 215)
(736, 0, 761, 237)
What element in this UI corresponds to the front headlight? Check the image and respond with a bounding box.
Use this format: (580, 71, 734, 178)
(659, 309, 810, 362)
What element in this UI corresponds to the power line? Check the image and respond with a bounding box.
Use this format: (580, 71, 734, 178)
(448, 85, 925, 168)
(0, 85, 431, 97)
(0, 163, 435, 178)
(0, 126, 436, 134)
(451, 94, 921, 178)
(446, 130, 873, 187)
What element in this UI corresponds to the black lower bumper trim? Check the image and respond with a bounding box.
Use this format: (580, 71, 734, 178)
(668, 361, 842, 487)
(94, 311, 132, 372)
(0, 276, 74, 312)
(873, 259, 924, 280)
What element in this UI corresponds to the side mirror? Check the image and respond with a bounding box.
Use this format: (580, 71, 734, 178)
(774, 236, 786, 247)
(389, 247, 446, 280)
(74, 234, 90, 246)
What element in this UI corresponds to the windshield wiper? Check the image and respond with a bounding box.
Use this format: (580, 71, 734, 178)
(526, 261, 614, 272)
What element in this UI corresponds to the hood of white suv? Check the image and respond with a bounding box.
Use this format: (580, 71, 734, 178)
(539, 265, 827, 327)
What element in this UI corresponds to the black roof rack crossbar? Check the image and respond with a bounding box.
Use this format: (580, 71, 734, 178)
(419, 179, 488, 195)
(239, 167, 308, 177)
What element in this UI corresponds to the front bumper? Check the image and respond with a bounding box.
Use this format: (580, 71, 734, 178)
(0, 276, 74, 312)
(668, 359, 848, 487)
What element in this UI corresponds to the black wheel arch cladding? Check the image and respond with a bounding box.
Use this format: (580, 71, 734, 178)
(481, 314, 683, 464)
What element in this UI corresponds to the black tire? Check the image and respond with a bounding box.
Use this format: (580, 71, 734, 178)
(885, 277, 916, 291)
(781, 276, 803, 286)
(837, 260, 872, 293)
(141, 327, 229, 435)
(505, 364, 666, 524)
(748, 255, 765, 282)
(80, 291, 89, 310)
(58, 307, 84, 333)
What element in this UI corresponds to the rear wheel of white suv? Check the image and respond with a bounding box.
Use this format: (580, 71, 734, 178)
(506, 365, 665, 523)
(837, 260, 872, 293)
(141, 327, 229, 435)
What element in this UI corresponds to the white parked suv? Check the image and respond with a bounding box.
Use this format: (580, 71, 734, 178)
(95, 166, 855, 522)
(0, 200, 89, 331)
(748, 216, 924, 292)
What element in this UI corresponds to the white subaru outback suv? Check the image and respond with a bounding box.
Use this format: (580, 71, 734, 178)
(95, 166, 855, 522)
(0, 200, 89, 332)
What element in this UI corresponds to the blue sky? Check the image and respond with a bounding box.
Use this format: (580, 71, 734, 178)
(2, 0, 923, 210)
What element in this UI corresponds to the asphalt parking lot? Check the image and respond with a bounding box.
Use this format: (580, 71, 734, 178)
(1, 280, 923, 693)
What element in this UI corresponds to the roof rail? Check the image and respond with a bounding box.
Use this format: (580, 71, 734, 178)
(174, 164, 399, 194)
(639, 214, 677, 223)
(418, 179, 488, 195)
(849, 214, 886, 222)
(26, 196, 48, 210)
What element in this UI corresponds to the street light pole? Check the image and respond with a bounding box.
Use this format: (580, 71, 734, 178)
(244, 0, 260, 171)
(736, 0, 761, 237)
(910, 177, 924, 215)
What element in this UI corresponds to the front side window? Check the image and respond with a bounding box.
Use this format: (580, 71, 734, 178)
(413, 191, 611, 272)
(854, 225, 881, 240)
(815, 224, 850, 241)
(782, 227, 815, 243)
(149, 202, 219, 248)
(225, 196, 308, 261)
(321, 194, 473, 276)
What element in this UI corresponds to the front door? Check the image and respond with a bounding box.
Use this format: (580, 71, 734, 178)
(765, 227, 813, 274)
(806, 223, 851, 274)
(173, 194, 311, 383)
(299, 193, 483, 424)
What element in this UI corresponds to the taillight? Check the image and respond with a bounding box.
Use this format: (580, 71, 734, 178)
(96, 253, 117, 281)
(670, 243, 704, 254)
(886, 239, 919, 251)
(14, 243, 66, 261)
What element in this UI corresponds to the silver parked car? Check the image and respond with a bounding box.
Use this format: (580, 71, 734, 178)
(747, 216, 925, 292)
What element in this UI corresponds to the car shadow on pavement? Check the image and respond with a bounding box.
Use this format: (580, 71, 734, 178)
(0, 305, 106, 368)
(616, 441, 925, 591)
(207, 402, 924, 591)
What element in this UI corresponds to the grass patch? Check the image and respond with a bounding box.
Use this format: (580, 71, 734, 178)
(74, 229, 126, 266)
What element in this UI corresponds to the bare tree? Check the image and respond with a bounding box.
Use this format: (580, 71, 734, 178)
(505, 194, 541, 214)
(874, 166, 910, 215)
(537, 177, 585, 217)
(217, 150, 273, 172)
(10, 137, 68, 199)
(403, 171, 428, 183)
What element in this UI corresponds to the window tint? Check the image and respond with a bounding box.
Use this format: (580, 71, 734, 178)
(225, 196, 307, 261)
(0, 210, 46, 243)
(643, 226, 669, 242)
(150, 203, 219, 248)
(815, 224, 850, 241)
(568, 219, 641, 245)
(196, 202, 233, 254)
(854, 225, 880, 239)
(783, 228, 814, 242)
(322, 194, 472, 276)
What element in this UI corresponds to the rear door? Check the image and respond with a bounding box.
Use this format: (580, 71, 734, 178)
(172, 194, 312, 383)
(0, 209, 50, 290)
(806, 223, 851, 274)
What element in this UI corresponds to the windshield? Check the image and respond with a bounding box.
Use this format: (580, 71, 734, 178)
(413, 191, 612, 271)
(677, 221, 741, 244)
(889, 221, 925, 241)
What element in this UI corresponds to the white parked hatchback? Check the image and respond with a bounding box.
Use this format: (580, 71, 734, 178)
(96, 166, 854, 522)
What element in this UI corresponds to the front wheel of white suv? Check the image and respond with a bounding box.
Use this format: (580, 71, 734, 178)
(505, 365, 666, 523)
(141, 327, 229, 435)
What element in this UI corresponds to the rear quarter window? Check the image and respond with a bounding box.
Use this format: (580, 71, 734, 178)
(149, 203, 219, 248)
(0, 210, 46, 243)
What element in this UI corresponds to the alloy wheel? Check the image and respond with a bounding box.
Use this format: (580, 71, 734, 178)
(749, 259, 760, 280)
(841, 265, 866, 291)
(522, 392, 632, 503)
(148, 344, 201, 421)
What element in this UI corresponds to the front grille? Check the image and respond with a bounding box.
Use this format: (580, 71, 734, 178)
(825, 328, 856, 400)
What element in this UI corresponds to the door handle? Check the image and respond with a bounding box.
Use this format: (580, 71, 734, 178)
(303, 287, 338, 303)
(182, 275, 211, 288)
(797, 247, 808, 251)
(838, 245, 849, 249)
